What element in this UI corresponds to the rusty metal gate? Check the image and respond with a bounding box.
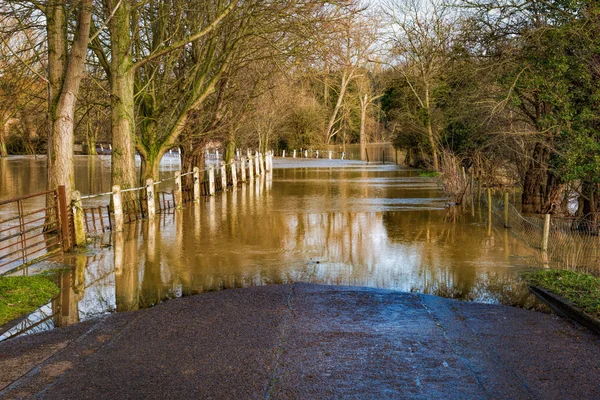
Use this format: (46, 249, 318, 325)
(0, 186, 72, 275)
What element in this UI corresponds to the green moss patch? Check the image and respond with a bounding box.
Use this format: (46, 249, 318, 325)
(521, 269, 600, 318)
(417, 170, 440, 177)
(0, 275, 59, 327)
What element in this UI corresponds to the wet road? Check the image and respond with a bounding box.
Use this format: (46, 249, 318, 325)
(0, 283, 598, 399)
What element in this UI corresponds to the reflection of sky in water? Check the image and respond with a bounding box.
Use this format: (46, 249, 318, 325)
(0, 157, 544, 340)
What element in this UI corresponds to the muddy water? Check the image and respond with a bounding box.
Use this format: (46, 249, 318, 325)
(0, 156, 541, 339)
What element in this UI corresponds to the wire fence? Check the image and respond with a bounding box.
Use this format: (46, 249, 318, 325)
(484, 192, 600, 273)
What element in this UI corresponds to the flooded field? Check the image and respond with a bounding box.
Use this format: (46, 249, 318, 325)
(0, 155, 542, 339)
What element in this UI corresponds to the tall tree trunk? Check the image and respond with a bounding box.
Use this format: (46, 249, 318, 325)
(360, 94, 367, 161)
(325, 70, 351, 144)
(542, 170, 565, 214)
(110, 0, 137, 192)
(0, 118, 7, 157)
(521, 143, 547, 213)
(424, 85, 438, 171)
(47, 0, 93, 200)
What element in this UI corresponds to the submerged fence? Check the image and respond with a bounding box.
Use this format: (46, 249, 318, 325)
(76, 152, 274, 241)
(482, 188, 600, 272)
(0, 187, 72, 275)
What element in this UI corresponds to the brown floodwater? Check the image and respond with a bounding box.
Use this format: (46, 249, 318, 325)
(0, 154, 542, 340)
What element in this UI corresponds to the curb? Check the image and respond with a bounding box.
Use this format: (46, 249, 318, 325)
(528, 285, 600, 336)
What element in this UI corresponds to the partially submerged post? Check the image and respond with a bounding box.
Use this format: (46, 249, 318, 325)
(248, 157, 254, 180)
(174, 171, 183, 209)
(240, 158, 247, 182)
(293, 150, 297, 158)
(193, 167, 201, 202)
(112, 185, 124, 232)
(209, 166, 216, 195)
(282, 150, 286, 158)
(220, 162, 227, 189)
(146, 178, 156, 219)
(71, 190, 86, 246)
(231, 162, 237, 185)
(254, 153, 260, 175)
(329, 151, 332, 160)
(542, 214, 551, 252)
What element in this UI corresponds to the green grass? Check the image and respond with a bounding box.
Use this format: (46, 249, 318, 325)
(417, 170, 440, 177)
(520, 269, 600, 318)
(0, 274, 59, 327)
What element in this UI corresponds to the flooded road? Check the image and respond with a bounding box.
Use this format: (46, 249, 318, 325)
(0, 155, 541, 339)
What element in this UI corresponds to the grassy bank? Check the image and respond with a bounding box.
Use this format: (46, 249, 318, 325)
(521, 269, 600, 318)
(0, 274, 59, 327)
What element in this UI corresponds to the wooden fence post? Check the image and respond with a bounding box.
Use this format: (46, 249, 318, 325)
(293, 150, 297, 158)
(112, 185, 124, 232)
(231, 162, 238, 185)
(487, 188, 492, 218)
(174, 171, 183, 208)
(193, 167, 201, 202)
(71, 190, 86, 246)
(254, 153, 260, 175)
(542, 214, 551, 252)
(146, 178, 156, 219)
(57, 185, 71, 251)
(220, 162, 227, 189)
(248, 157, 254, 180)
(209, 166, 216, 195)
(241, 158, 247, 182)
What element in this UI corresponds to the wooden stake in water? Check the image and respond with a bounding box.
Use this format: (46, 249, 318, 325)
(112, 185, 124, 232)
(146, 178, 156, 219)
(220, 163, 227, 188)
(487, 188, 492, 217)
(504, 191, 509, 228)
(208, 166, 216, 195)
(174, 171, 183, 209)
(240, 158, 247, 182)
(231, 162, 238, 185)
(193, 167, 200, 202)
(542, 214, 551, 252)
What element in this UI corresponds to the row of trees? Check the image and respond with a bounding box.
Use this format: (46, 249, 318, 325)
(4, 0, 598, 218)
(383, 0, 600, 219)
(0, 0, 389, 198)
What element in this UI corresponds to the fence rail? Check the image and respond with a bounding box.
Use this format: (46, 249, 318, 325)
(0, 188, 71, 275)
(76, 153, 274, 241)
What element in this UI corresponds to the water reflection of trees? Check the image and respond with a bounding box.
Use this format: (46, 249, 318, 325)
(382, 207, 537, 306)
(43, 168, 543, 321)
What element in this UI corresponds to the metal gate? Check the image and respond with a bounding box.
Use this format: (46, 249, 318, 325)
(0, 186, 71, 275)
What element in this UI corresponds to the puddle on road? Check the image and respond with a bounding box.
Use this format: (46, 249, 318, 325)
(1, 161, 543, 340)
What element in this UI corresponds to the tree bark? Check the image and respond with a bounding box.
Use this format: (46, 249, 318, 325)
(110, 0, 137, 192)
(47, 0, 93, 199)
(325, 70, 352, 144)
(521, 143, 547, 213)
(360, 94, 367, 161)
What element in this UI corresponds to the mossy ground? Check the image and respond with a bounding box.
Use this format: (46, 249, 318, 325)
(521, 269, 600, 318)
(417, 170, 440, 177)
(0, 273, 59, 327)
